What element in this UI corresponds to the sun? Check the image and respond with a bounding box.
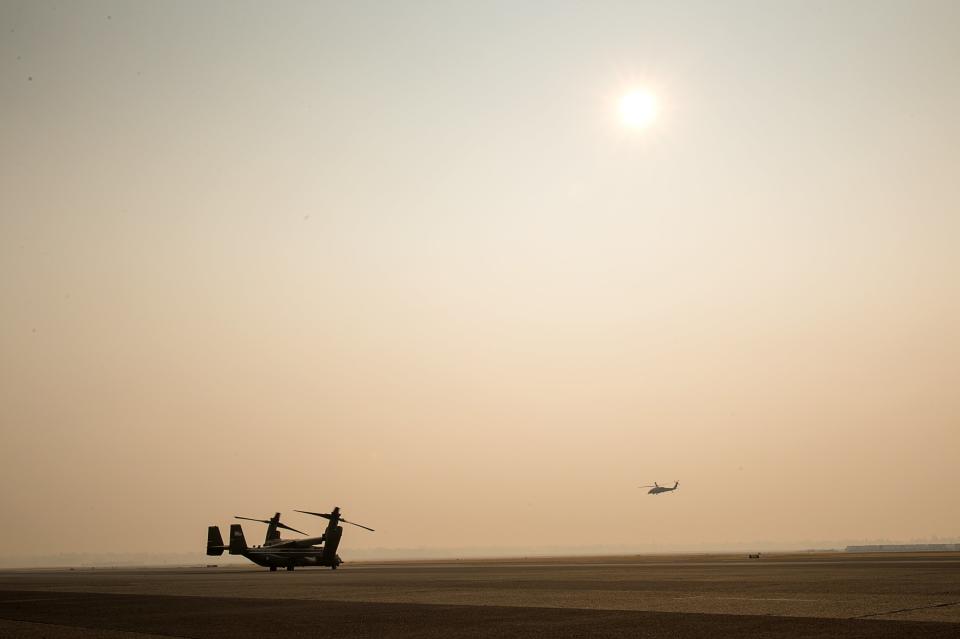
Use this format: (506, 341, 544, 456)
(619, 89, 659, 129)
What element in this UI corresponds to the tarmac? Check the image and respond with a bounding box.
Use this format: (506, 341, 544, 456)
(1, 553, 958, 637)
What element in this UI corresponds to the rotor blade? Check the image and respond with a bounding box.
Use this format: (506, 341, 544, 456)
(340, 518, 375, 532)
(294, 510, 333, 520)
(276, 522, 307, 535)
(638, 486, 655, 488)
(235, 516, 270, 524)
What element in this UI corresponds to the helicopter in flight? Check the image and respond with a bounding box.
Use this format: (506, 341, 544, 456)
(639, 481, 679, 495)
(206, 506, 373, 571)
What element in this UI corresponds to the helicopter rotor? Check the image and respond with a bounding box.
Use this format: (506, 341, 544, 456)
(234, 516, 307, 536)
(295, 509, 375, 532)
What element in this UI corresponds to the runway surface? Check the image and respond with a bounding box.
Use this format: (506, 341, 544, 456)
(1, 553, 958, 637)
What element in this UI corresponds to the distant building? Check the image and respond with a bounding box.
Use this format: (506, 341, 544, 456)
(845, 544, 960, 552)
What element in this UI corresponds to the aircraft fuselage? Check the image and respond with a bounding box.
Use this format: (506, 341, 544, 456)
(647, 482, 679, 495)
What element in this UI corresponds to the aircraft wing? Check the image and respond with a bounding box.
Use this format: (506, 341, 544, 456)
(267, 536, 325, 549)
(264, 539, 297, 549)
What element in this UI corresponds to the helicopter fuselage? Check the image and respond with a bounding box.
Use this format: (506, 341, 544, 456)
(647, 481, 679, 495)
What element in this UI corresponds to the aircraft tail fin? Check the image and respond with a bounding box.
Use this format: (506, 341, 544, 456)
(228, 524, 248, 554)
(206, 526, 225, 556)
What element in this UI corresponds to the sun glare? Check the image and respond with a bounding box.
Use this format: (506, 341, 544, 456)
(619, 89, 659, 129)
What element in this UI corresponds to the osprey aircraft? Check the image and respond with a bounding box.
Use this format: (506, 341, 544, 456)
(206, 506, 373, 571)
(640, 481, 679, 495)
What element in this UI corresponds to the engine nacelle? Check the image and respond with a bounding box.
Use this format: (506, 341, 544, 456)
(322, 526, 343, 563)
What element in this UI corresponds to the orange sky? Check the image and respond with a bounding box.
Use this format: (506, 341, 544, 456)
(1, 1, 958, 560)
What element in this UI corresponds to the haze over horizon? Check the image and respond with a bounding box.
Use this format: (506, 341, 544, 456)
(2, 1, 958, 561)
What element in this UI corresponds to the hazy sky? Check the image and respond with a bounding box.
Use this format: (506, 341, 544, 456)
(2, 1, 958, 560)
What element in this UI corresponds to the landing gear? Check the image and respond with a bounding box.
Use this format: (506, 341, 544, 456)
(269, 566, 277, 572)
(331, 564, 337, 570)
(286, 566, 294, 571)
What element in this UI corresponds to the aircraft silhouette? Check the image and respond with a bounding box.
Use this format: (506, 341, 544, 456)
(639, 481, 679, 495)
(207, 507, 373, 571)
